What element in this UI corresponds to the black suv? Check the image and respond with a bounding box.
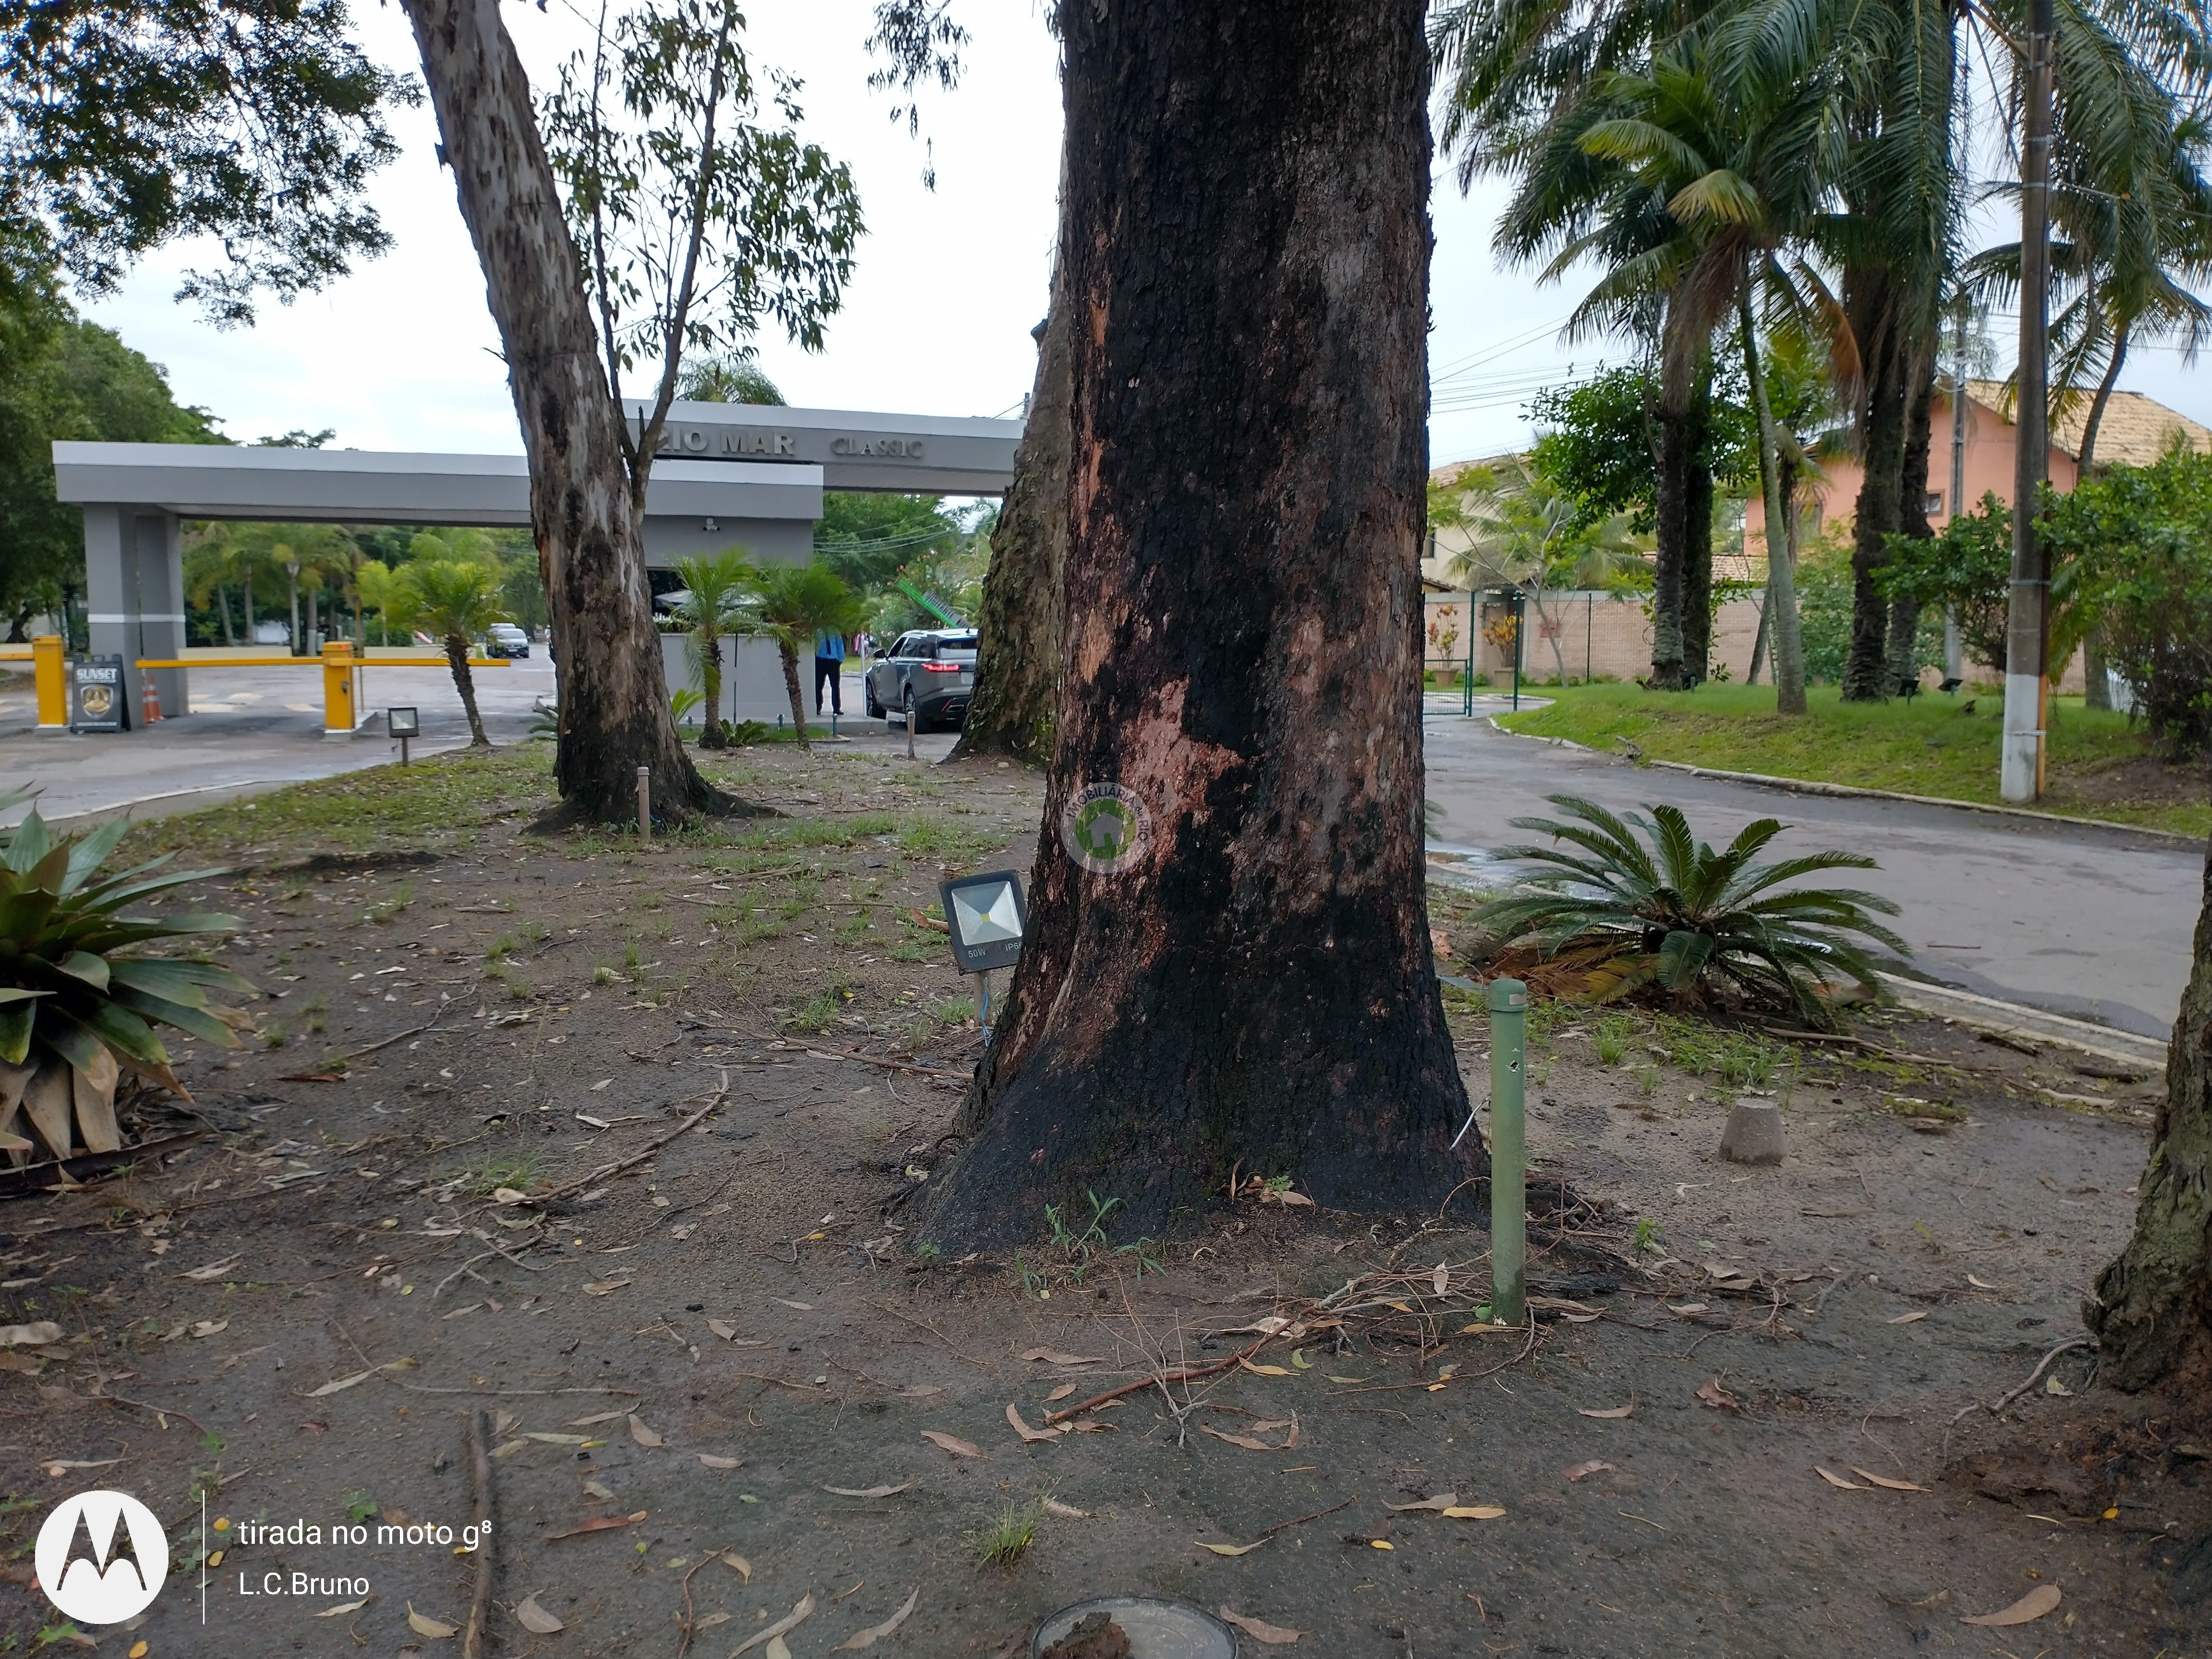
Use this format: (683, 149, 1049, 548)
(864, 629, 977, 732)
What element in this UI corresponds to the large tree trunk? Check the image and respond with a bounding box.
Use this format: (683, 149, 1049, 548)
(1680, 374, 1715, 685)
(400, 0, 734, 822)
(1650, 399, 1691, 689)
(921, 0, 1477, 1249)
(1842, 279, 1905, 701)
(950, 174, 1071, 765)
(1885, 354, 1936, 692)
(2087, 836, 2212, 1390)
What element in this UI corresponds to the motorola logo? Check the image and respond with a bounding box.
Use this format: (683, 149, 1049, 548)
(35, 1491, 168, 1624)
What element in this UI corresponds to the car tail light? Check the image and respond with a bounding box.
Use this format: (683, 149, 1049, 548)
(922, 662, 962, 673)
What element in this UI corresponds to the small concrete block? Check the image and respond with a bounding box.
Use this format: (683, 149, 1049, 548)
(1720, 1098, 1785, 1166)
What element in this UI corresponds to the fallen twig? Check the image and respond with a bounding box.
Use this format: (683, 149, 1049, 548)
(1250, 1495, 1354, 1542)
(800, 1045, 969, 1082)
(93, 1390, 211, 1438)
(330, 1320, 637, 1397)
(463, 1409, 494, 1659)
(1044, 1333, 1276, 1425)
(0, 1130, 211, 1202)
(333, 1006, 454, 1065)
(523, 1091, 725, 1206)
(1951, 1336, 2093, 1430)
(676, 1543, 745, 1659)
(862, 1298, 994, 1369)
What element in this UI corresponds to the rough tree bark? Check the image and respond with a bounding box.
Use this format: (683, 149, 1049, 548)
(400, 0, 735, 821)
(2077, 322, 2129, 711)
(1885, 355, 1936, 692)
(921, 0, 1478, 1248)
(2087, 835, 2212, 1390)
(1843, 308, 1907, 701)
(1651, 400, 1692, 689)
(1683, 450, 1714, 686)
(950, 182, 1072, 766)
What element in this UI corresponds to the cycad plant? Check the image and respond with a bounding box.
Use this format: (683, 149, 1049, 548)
(1460, 794, 1908, 1026)
(0, 811, 254, 1161)
(743, 561, 863, 752)
(669, 550, 758, 747)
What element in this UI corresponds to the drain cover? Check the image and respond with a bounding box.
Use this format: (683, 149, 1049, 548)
(1031, 1597, 1236, 1659)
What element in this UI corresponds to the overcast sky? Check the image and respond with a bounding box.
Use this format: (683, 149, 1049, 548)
(80, 1, 2207, 472)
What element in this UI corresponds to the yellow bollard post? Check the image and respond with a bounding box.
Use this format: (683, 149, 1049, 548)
(33, 635, 67, 732)
(322, 640, 356, 735)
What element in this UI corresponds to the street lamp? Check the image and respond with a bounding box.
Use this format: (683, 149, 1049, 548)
(938, 870, 1027, 1047)
(388, 705, 420, 765)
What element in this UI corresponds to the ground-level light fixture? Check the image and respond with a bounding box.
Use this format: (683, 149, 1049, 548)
(939, 869, 1027, 1046)
(388, 705, 420, 765)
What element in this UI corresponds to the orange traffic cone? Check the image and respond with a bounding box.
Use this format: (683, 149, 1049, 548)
(140, 673, 162, 724)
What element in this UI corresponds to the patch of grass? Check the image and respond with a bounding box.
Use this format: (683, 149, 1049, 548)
(301, 996, 328, 1035)
(1594, 1015, 1636, 1066)
(787, 975, 854, 1034)
(449, 1153, 542, 1196)
(1496, 681, 2210, 838)
(973, 1499, 1042, 1567)
(1647, 1015, 1792, 1089)
(936, 995, 974, 1026)
(260, 1022, 286, 1048)
(1631, 1064, 1659, 1096)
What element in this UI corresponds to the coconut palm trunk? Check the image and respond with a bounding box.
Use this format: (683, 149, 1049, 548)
(1741, 290, 1807, 714)
(775, 637, 807, 751)
(445, 631, 490, 746)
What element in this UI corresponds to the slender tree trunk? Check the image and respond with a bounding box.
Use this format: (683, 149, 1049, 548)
(777, 638, 809, 752)
(2088, 836, 2212, 1390)
(1742, 291, 1806, 715)
(951, 162, 1071, 765)
(216, 585, 235, 646)
(1746, 592, 1767, 685)
(2077, 324, 2128, 711)
(446, 632, 489, 746)
(1843, 282, 1905, 701)
(306, 582, 319, 651)
(242, 572, 254, 642)
(700, 634, 728, 746)
(922, 0, 1477, 1248)
(1681, 375, 1715, 685)
(287, 567, 300, 654)
(1651, 401, 1691, 688)
(1886, 356, 1937, 692)
(398, 0, 739, 821)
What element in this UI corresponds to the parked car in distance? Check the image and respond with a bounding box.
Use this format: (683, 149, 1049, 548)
(865, 628, 977, 731)
(485, 623, 531, 659)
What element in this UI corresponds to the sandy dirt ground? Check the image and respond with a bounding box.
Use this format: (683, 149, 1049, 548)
(3, 740, 2206, 1658)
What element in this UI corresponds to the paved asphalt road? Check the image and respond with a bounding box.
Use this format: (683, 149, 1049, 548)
(1423, 698, 2204, 1040)
(3, 664, 2196, 1037)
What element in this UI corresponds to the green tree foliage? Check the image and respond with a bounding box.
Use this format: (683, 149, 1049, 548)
(668, 548, 756, 745)
(1877, 492, 2014, 674)
(2043, 449, 2212, 757)
(677, 349, 785, 404)
(1529, 364, 1755, 534)
(812, 492, 961, 592)
(743, 560, 861, 750)
(399, 558, 507, 746)
(0, 0, 410, 322)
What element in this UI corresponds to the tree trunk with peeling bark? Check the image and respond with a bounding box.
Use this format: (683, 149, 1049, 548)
(1885, 357, 1936, 692)
(2088, 837, 2212, 1390)
(951, 187, 1072, 766)
(921, 0, 1477, 1250)
(399, 0, 730, 821)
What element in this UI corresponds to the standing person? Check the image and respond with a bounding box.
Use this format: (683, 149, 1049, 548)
(854, 629, 874, 661)
(814, 626, 847, 715)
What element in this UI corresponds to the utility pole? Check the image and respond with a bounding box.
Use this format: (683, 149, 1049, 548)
(2000, 0, 2055, 803)
(1946, 299, 1968, 682)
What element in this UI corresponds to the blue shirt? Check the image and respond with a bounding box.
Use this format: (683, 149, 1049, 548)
(815, 631, 847, 661)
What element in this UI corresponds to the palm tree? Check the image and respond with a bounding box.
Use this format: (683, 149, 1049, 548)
(1443, 457, 1647, 684)
(401, 559, 508, 746)
(669, 549, 757, 746)
(354, 560, 415, 648)
(182, 526, 248, 644)
(677, 349, 785, 405)
(743, 561, 862, 751)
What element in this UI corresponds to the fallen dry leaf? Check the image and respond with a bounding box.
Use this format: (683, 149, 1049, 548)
(313, 1599, 370, 1617)
(188, 1320, 228, 1339)
(823, 1483, 912, 1499)
(581, 1479, 614, 1501)
(515, 1595, 565, 1635)
(1850, 1467, 1930, 1492)
(1220, 1607, 1303, 1645)
(41, 1458, 122, 1476)
(1007, 1403, 1063, 1443)
(582, 1277, 631, 1296)
(1043, 1499, 1092, 1519)
(1967, 1274, 1998, 1290)
(731, 1593, 817, 1656)
(1442, 1506, 1507, 1520)
(1695, 1380, 1740, 1412)
(774, 1298, 815, 1311)
(1886, 1310, 1929, 1325)
(722, 1551, 753, 1581)
(179, 1255, 244, 1282)
(1067, 1419, 1116, 1433)
(627, 1416, 663, 1447)
(1432, 1263, 1449, 1297)
(1195, 1538, 1268, 1556)
(919, 1430, 988, 1460)
(1815, 1467, 1869, 1491)
(693, 1612, 733, 1631)
(697, 1454, 743, 1470)
(1197, 1424, 1274, 1452)
(1579, 1402, 1634, 1419)
(1960, 1584, 2062, 1627)
(407, 1604, 457, 1639)
(708, 1319, 739, 1340)
(829, 1587, 918, 1651)
(523, 1433, 596, 1446)
(565, 1410, 626, 1427)
(1238, 1359, 1292, 1377)
(1019, 1347, 1104, 1365)
(765, 1639, 791, 1659)
(1563, 1461, 1616, 1482)
(1046, 1383, 1076, 1402)
(546, 1511, 647, 1540)
(1384, 1494, 1459, 1514)
(1668, 1302, 1710, 1316)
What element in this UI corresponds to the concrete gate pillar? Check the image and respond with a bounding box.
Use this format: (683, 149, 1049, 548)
(83, 506, 187, 717)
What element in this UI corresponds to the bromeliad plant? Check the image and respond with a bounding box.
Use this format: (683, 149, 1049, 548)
(1459, 794, 1909, 1027)
(0, 810, 254, 1161)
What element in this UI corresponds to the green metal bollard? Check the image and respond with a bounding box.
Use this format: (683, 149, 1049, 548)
(1488, 977, 1527, 1327)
